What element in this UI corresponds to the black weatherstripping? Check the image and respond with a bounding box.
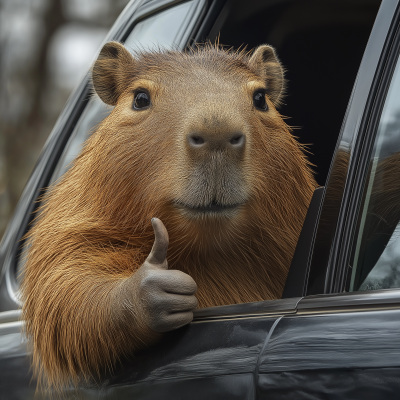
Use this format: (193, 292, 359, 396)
(193, 0, 227, 44)
(282, 187, 324, 298)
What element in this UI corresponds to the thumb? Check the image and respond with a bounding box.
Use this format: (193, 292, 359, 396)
(146, 218, 169, 268)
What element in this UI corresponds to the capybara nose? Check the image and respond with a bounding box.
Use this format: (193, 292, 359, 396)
(187, 133, 245, 151)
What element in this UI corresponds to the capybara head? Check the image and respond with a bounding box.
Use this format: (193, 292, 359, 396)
(89, 43, 314, 277)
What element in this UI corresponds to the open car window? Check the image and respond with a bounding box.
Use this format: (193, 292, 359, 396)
(350, 52, 400, 292)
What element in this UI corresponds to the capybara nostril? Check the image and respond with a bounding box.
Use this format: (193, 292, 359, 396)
(188, 133, 245, 149)
(229, 134, 245, 148)
(188, 134, 206, 147)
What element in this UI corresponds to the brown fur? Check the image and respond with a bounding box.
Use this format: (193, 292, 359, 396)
(21, 43, 316, 390)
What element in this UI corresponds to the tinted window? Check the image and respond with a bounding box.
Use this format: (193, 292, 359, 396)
(350, 54, 400, 291)
(212, 0, 381, 186)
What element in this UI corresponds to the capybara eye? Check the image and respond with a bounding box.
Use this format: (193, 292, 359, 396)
(253, 90, 268, 111)
(191, 136, 205, 145)
(133, 91, 151, 110)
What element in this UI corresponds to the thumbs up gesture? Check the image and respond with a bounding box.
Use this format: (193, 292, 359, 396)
(124, 218, 198, 333)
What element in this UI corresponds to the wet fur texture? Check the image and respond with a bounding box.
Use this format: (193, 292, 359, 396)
(21, 43, 316, 390)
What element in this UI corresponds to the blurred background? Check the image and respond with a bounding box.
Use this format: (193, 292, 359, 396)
(0, 0, 130, 239)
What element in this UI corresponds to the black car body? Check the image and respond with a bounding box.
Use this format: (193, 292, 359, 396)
(2, 0, 400, 398)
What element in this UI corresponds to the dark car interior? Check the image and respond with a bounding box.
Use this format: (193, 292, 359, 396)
(203, 0, 381, 186)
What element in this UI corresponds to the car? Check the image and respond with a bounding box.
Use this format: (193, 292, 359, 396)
(2, 0, 400, 398)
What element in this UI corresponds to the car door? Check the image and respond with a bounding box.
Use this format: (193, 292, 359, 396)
(256, 1, 400, 398)
(93, 300, 297, 400)
(0, 0, 392, 399)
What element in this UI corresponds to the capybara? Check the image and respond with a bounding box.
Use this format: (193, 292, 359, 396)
(21, 42, 316, 389)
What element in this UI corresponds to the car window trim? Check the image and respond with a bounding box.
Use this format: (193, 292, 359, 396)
(193, 297, 302, 321)
(298, 289, 400, 315)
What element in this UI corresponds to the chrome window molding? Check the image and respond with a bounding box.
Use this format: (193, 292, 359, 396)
(298, 289, 400, 314)
(194, 289, 400, 321)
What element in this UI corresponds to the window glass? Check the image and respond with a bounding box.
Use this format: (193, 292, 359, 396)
(350, 54, 400, 291)
(50, 0, 200, 184)
(124, 1, 198, 51)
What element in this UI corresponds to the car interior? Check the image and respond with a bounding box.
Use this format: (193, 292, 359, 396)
(13, 0, 383, 303)
(204, 0, 382, 186)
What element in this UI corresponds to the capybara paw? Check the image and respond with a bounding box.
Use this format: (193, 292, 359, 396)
(125, 218, 198, 332)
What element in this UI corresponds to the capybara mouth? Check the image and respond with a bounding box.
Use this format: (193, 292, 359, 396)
(174, 201, 242, 215)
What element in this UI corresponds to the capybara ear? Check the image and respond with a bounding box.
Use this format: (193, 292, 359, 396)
(248, 45, 285, 107)
(92, 41, 135, 106)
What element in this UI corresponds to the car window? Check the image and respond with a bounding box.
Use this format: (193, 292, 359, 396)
(350, 53, 400, 292)
(50, 0, 201, 185)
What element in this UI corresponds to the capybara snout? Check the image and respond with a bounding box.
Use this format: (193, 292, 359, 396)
(181, 108, 250, 212)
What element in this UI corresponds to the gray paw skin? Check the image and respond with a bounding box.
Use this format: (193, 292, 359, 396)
(125, 218, 198, 333)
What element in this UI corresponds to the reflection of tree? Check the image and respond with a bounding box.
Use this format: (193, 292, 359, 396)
(355, 108, 400, 289)
(308, 144, 350, 293)
(0, 0, 129, 238)
(361, 261, 400, 291)
(379, 109, 400, 159)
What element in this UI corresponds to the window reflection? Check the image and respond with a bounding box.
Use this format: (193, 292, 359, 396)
(124, 1, 199, 51)
(51, 97, 110, 183)
(351, 56, 400, 291)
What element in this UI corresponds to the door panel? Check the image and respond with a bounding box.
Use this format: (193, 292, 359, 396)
(257, 309, 400, 399)
(100, 316, 279, 399)
(0, 324, 42, 400)
(0, 310, 281, 399)
(106, 374, 254, 400)
(258, 368, 400, 400)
